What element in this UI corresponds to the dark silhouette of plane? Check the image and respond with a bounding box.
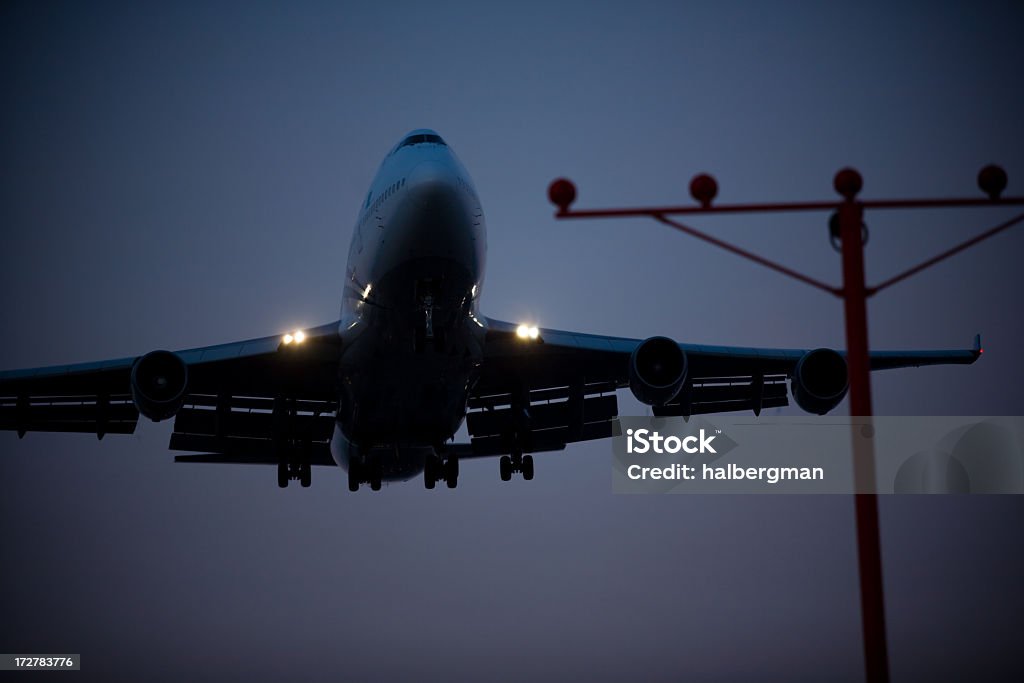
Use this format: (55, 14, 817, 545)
(0, 130, 981, 491)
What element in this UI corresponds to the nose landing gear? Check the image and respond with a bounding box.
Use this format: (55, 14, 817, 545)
(423, 295, 434, 340)
(348, 457, 383, 492)
(424, 451, 459, 489)
(414, 282, 449, 354)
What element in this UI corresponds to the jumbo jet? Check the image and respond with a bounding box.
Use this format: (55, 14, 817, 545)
(0, 129, 981, 491)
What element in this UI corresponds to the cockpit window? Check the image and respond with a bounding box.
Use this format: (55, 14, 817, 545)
(398, 133, 445, 149)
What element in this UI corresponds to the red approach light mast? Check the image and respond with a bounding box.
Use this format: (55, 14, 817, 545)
(548, 165, 1022, 683)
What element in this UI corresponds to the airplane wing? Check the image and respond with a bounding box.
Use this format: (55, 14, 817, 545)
(462, 317, 981, 458)
(0, 321, 343, 467)
(2, 315, 982, 468)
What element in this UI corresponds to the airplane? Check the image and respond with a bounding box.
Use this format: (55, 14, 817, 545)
(0, 129, 983, 491)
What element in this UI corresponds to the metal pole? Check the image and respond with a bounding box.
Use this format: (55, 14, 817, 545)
(550, 162, 1020, 683)
(836, 172, 890, 683)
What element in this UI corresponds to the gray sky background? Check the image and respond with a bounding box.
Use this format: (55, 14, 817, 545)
(2, 2, 1023, 681)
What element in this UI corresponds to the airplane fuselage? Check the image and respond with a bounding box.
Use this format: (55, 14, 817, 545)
(330, 130, 487, 482)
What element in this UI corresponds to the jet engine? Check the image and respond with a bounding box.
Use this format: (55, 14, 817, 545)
(131, 350, 189, 422)
(791, 348, 848, 415)
(629, 336, 688, 406)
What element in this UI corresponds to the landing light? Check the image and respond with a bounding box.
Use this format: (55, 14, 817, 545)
(281, 329, 307, 346)
(516, 324, 540, 340)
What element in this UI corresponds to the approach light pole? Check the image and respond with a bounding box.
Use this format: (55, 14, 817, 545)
(548, 166, 1023, 683)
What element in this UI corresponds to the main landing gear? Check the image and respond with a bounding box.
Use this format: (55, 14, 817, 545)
(278, 460, 312, 488)
(424, 452, 459, 490)
(499, 450, 534, 482)
(273, 398, 314, 489)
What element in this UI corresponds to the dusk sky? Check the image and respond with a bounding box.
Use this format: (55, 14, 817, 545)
(2, 2, 1023, 681)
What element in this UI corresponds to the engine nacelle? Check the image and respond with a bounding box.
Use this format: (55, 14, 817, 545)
(629, 336, 688, 406)
(791, 348, 848, 415)
(131, 350, 189, 422)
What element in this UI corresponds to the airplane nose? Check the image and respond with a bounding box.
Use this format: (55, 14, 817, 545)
(407, 159, 458, 189)
(395, 162, 476, 260)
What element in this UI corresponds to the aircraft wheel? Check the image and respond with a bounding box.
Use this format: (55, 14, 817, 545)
(424, 457, 437, 489)
(499, 455, 512, 481)
(370, 461, 382, 491)
(445, 456, 459, 489)
(347, 462, 360, 492)
(300, 462, 312, 488)
(278, 461, 289, 488)
(522, 454, 534, 481)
